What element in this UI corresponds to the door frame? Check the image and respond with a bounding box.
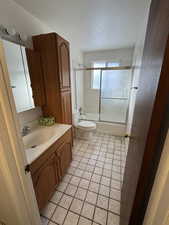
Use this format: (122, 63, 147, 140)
(0, 40, 41, 225)
(143, 129, 169, 225)
(128, 35, 169, 225)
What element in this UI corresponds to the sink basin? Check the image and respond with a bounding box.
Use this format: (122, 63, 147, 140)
(23, 126, 56, 149)
(23, 123, 72, 164)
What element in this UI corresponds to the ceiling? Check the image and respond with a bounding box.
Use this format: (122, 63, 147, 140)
(13, 0, 150, 52)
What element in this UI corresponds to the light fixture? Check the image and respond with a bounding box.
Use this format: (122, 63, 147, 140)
(0, 24, 31, 47)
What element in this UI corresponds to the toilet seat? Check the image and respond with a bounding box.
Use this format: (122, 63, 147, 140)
(77, 121, 96, 130)
(73, 112, 96, 140)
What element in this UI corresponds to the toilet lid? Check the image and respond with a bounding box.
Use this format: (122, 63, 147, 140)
(78, 121, 96, 129)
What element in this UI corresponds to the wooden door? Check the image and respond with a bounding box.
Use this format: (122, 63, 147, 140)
(57, 35, 71, 90)
(57, 142, 72, 177)
(121, 0, 169, 224)
(25, 49, 46, 106)
(61, 91, 72, 124)
(32, 154, 59, 210)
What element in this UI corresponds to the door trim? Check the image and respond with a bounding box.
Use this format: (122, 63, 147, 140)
(129, 35, 169, 225)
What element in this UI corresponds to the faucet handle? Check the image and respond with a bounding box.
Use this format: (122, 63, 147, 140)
(23, 125, 30, 131)
(22, 125, 31, 136)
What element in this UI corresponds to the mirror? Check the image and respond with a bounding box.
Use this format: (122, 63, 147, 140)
(3, 39, 35, 112)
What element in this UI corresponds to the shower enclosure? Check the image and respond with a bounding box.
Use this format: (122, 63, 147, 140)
(75, 65, 132, 125)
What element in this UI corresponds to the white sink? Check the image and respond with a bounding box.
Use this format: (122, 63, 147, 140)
(23, 124, 72, 164)
(23, 126, 56, 149)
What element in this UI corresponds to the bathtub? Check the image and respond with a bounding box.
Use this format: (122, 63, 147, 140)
(81, 113, 126, 136)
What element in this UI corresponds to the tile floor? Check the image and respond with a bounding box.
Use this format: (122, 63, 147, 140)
(41, 132, 128, 225)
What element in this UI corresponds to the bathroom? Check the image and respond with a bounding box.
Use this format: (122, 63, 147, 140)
(1, 29, 130, 225)
(1, 0, 169, 225)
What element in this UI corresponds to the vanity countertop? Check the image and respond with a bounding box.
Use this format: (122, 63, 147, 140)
(24, 123, 72, 164)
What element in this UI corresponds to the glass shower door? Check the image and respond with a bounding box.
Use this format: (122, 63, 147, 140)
(100, 69, 132, 123)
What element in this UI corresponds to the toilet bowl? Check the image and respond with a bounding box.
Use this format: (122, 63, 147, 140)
(73, 112, 96, 140)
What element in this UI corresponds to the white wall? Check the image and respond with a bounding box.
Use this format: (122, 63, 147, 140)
(75, 70, 84, 112)
(0, 0, 52, 36)
(83, 47, 134, 67)
(143, 130, 169, 225)
(0, 0, 83, 127)
(126, 7, 150, 135)
(72, 60, 84, 114)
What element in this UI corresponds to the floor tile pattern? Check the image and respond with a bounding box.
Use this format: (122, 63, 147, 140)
(41, 132, 127, 225)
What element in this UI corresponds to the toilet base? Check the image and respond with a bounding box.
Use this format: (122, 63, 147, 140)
(75, 128, 95, 140)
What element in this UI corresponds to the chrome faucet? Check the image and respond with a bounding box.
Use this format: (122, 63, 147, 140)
(21, 126, 31, 136)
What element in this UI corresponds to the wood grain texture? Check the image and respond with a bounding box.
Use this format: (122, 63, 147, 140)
(57, 35, 71, 90)
(61, 91, 72, 124)
(32, 33, 72, 124)
(120, 0, 169, 224)
(32, 153, 59, 210)
(57, 142, 72, 177)
(25, 49, 46, 106)
(30, 128, 72, 210)
(32, 33, 62, 121)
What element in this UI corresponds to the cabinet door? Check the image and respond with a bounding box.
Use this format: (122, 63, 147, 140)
(32, 154, 59, 210)
(57, 142, 72, 177)
(61, 91, 72, 124)
(57, 36, 71, 90)
(26, 49, 46, 106)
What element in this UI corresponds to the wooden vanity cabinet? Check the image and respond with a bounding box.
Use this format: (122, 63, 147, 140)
(57, 142, 72, 177)
(30, 128, 72, 210)
(31, 153, 59, 210)
(32, 33, 72, 125)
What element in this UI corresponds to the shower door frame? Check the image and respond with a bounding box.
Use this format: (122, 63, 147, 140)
(99, 68, 132, 124)
(75, 66, 132, 124)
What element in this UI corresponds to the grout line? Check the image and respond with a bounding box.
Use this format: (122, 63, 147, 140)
(91, 143, 103, 224)
(76, 159, 94, 225)
(68, 164, 122, 190)
(41, 133, 127, 225)
(107, 143, 115, 225)
(49, 190, 121, 215)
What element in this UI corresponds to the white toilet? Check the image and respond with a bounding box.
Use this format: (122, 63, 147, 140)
(73, 112, 96, 140)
